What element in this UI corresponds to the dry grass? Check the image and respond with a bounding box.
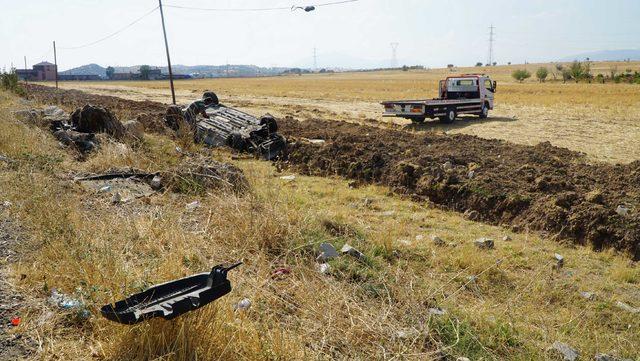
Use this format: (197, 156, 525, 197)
(57, 61, 640, 164)
(2, 86, 640, 360)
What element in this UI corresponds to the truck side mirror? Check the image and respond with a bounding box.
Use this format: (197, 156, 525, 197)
(493, 81, 497, 92)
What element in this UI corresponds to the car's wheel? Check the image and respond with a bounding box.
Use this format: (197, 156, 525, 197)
(411, 117, 426, 123)
(478, 102, 489, 119)
(439, 108, 456, 124)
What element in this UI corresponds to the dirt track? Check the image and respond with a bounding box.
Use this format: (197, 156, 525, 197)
(25, 84, 640, 258)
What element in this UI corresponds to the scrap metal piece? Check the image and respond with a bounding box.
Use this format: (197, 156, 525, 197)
(101, 263, 241, 324)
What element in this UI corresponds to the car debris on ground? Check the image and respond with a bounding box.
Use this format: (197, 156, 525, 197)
(49, 289, 91, 319)
(473, 237, 494, 249)
(615, 301, 639, 314)
(317, 242, 339, 262)
(553, 253, 565, 270)
(340, 244, 367, 261)
(235, 298, 252, 311)
(431, 235, 446, 246)
(164, 92, 286, 160)
(101, 263, 241, 324)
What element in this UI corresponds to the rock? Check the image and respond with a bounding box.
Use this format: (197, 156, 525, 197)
(340, 244, 366, 261)
(185, 200, 200, 211)
(615, 301, 639, 314)
(553, 253, 565, 270)
(317, 263, 330, 274)
(428, 307, 447, 316)
(442, 161, 453, 171)
(474, 238, 494, 249)
(150, 175, 163, 190)
(550, 341, 579, 361)
(502, 235, 512, 241)
(13, 109, 43, 125)
(43, 105, 65, 117)
(431, 235, 446, 246)
(235, 298, 251, 310)
(123, 120, 145, 140)
(317, 242, 339, 261)
(71, 104, 125, 139)
(111, 192, 122, 204)
(580, 291, 596, 301)
(280, 175, 296, 181)
(615, 205, 630, 217)
(467, 170, 475, 179)
(54, 130, 98, 153)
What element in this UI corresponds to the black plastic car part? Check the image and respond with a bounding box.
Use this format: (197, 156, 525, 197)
(101, 263, 241, 324)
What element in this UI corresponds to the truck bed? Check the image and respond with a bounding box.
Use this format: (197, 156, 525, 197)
(381, 98, 481, 106)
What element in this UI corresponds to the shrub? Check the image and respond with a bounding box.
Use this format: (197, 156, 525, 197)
(536, 67, 548, 82)
(0, 68, 26, 96)
(512, 69, 531, 82)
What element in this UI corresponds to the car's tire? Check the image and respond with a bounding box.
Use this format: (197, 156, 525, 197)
(478, 102, 489, 119)
(439, 108, 456, 124)
(202, 91, 219, 106)
(410, 117, 426, 123)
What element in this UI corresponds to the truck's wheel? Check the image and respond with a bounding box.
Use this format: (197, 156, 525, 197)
(411, 117, 426, 123)
(478, 103, 489, 119)
(439, 109, 456, 124)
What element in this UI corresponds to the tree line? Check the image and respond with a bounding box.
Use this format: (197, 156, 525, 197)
(512, 61, 640, 84)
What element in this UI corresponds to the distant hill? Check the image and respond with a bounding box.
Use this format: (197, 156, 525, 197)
(60, 63, 106, 77)
(560, 49, 640, 62)
(61, 64, 293, 78)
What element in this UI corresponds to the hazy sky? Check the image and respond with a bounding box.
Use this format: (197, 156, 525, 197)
(2, 0, 639, 71)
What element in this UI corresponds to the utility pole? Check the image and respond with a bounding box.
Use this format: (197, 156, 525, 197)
(24, 56, 28, 97)
(53, 41, 58, 89)
(313, 47, 317, 71)
(488, 24, 495, 66)
(158, 0, 176, 105)
(390, 42, 399, 68)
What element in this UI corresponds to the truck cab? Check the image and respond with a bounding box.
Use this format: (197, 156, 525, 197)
(439, 75, 496, 112)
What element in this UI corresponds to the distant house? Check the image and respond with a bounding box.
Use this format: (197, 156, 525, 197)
(16, 61, 57, 81)
(111, 67, 163, 81)
(112, 72, 136, 81)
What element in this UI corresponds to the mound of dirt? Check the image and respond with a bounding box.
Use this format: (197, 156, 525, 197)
(278, 118, 640, 259)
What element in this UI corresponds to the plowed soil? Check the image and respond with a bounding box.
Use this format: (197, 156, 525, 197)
(24, 85, 640, 258)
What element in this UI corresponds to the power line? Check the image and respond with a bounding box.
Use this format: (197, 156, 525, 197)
(163, 0, 358, 12)
(59, 6, 159, 50)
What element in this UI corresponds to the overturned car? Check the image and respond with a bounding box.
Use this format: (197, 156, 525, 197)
(165, 92, 286, 160)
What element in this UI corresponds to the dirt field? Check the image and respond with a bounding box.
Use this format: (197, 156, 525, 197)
(56, 61, 640, 164)
(2, 83, 640, 360)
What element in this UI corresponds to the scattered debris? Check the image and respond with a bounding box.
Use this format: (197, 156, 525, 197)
(98, 185, 111, 193)
(431, 235, 446, 246)
(474, 237, 494, 249)
(122, 120, 145, 140)
(502, 235, 512, 241)
(615, 301, 639, 314)
(53, 129, 97, 153)
(317, 263, 331, 274)
(317, 242, 339, 262)
(49, 289, 90, 319)
(553, 253, 565, 270)
(615, 205, 630, 217)
(457, 358, 471, 361)
(235, 298, 252, 311)
(10, 317, 20, 327)
(307, 139, 326, 145)
(2, 201, 12, 208)
(101, 263, 241, 324)
(428, 307, 447, 316)
(150, 175, 163, 190)
(380, 210, 396, 217)
(415, 234, 424, 242)
(185, 200, 200, 211)
(71, 104, 125, 139)
(340, 244, 367, 261)
(580, 291, 596, 301)
(463, 209, 480, 221)
(467, 170, 475, 179)
(550, 341, 579, 361)
(0, 154, 13, 163)
(394, 328, 419, 340)
(442, 161, 453, 171)
(280, 175, 296, 181)
(169, 159, 250, 195)
(272, 267, 291, 279)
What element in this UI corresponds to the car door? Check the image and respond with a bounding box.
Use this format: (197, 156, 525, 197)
(483, 78, 495, 108)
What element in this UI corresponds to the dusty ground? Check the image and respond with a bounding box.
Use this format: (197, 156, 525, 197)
(2, 72, 639, 360)
(55, 61, 640, 164)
